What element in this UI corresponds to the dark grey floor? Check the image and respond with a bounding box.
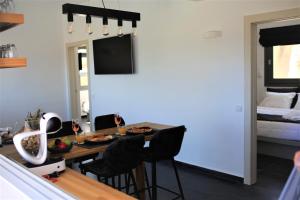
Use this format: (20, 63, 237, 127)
(77, 154, 293, 200)
(149, 155, 293, 200)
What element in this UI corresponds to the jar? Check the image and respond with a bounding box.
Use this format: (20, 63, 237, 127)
(8, 44, 17, 58)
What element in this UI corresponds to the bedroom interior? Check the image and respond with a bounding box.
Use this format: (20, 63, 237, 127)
(256, 17, 300, 189)
(1, 0, 300, 200)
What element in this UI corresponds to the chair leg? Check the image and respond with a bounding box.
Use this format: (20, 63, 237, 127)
(130, 171, 140, 199)
(172, 159, 185, 200)
(80, 166, 85, 174)
(144, 167, 152, 200)
(112, 177, 116, 188)
(66, 162, 73, 169)
(125, 173, 130, 194)
(104, 177, 108, 185)
(118, 175, 121, 190)
(80, 167, 86, 175)
(152, 161, 157, 200)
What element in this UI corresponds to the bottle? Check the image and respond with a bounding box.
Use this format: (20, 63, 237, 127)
(0, 46, 3, 58)
(10, 44, 18, 57)
(7, 44, 13, 58)
(4, 44, 9, 58)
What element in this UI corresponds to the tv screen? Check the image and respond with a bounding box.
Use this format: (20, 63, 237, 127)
(93, 34, 134, 74)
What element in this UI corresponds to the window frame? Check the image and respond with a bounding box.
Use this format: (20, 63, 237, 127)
(264, 46, 300, 87)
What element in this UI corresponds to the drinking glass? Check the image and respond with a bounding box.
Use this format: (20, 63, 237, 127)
(72, 119, 86, 144)
(114, 113, 122, 127)
(72, 119, 80, 134)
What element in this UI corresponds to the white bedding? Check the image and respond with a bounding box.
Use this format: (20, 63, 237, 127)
(257, 106, 291, 116)
(257, 106, 300, 141)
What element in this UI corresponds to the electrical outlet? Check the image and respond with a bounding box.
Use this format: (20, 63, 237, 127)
(236, 105, 243, 112)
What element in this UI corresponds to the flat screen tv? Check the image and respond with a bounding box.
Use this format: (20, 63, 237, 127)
(93, 34, 134, 74)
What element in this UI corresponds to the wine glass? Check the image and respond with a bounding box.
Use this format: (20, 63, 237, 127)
(114, 113, 122, 127)
(72, 119, 80, 135)
(72, 119, 85, 144)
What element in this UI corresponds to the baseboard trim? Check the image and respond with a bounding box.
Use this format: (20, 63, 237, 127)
(174, 160, 244, 184)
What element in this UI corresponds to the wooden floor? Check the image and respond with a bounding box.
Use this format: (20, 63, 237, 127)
(77, 154, 293, 200)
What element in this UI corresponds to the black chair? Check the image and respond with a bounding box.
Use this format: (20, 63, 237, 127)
(47, 121, 98, 168)
(94, 114, 125, 131)
(143, 125, 186, 200)
(77, 114, 125, 173)
(48, 121, 79, 139)
(81, 135, 145, 198)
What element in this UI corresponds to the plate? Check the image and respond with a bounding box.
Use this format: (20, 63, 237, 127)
(84, 134, 117, 145)
(126, 126, 154, 136)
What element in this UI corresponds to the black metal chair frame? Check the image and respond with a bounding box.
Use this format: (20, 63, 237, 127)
(81, 135, 145, 199)
(143, 126, 186, 200)
(144, 158, 185, 200)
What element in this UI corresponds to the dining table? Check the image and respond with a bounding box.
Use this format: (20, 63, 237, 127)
(0, 122, 174, 200)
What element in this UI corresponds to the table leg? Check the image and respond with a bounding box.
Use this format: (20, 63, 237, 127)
(135, 162, 145, 200)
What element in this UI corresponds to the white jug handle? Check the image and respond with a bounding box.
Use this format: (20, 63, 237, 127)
(13, 131, 47, 165)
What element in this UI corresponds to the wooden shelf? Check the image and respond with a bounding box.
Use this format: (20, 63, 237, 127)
(0, 13, 27, 69)
(0, 58, 27, 68)
(0, 13, 24, 32)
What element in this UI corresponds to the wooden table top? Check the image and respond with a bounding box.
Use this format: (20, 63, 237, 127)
(53, 168, 136, 200)
(0, 122, 173, 163)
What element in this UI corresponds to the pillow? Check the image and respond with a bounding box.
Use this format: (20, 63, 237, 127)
(267, 88, 298, 108)
(259, 92, 295, 109)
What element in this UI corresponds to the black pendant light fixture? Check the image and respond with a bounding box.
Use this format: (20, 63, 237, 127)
(62, 3, 141, 36)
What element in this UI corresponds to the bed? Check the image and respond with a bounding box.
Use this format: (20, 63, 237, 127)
(257, 106, 300, 159)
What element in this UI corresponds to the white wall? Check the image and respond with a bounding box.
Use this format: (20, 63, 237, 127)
(257, 19, 300, 104)
(0, 2, 68, 129)
(62, 0, 300, 177)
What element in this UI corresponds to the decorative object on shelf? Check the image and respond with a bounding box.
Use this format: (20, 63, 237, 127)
(62, 2, 140, 36)
(0, 43, 18, 58)
(0, 0, 14, 13)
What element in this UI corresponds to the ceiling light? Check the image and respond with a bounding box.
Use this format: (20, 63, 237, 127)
(117, 19, 123, 37)
(67, 12, 73, 34)
(102, 17, 109, 36)
(63, 3, 141, 37)
(86, 15, 93, 35)
(132, 20, 137, 36)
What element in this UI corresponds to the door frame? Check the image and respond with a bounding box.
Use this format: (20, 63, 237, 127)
(66, 40, 92, 122)
(244, 7, 300, 185)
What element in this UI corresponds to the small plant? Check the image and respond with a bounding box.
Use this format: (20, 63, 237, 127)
(25, 109, 43, 130)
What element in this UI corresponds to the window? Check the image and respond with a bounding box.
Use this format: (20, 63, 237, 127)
(265, 44, 300, 86)
(260, 24, 300, 87)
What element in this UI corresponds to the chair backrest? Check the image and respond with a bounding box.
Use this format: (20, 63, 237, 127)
(103, 135, 145, 174)
(94, 114, 125, 131)
(48, 121, 82, 139)
(149, 125, 186, 161)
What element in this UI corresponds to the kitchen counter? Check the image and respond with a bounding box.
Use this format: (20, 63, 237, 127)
(0, 145, 136, 200)
(53, 168, 136, 200)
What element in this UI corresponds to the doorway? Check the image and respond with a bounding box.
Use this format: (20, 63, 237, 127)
(244, 8, 300, 185)
(66, 41, 91, 125)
